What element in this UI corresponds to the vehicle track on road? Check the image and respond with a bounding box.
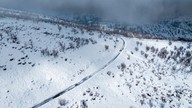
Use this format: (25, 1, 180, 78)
(32, 37, 126, 108)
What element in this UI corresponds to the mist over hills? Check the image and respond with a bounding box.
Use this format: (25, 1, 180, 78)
(0, 0, 192, 24)
(0, 1, 192, 108)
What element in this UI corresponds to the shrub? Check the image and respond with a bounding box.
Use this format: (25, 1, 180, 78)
(121, 63, 126, 71)
(58, 99, 68, 106)
(105, 45, 109, 50)
(144, 53, 148, 58)
(107, 71, 112, 76)
(10, 33, 18, 43)
(69, 42, 75, 49)
(158, 48, 168, 59)
(146, 46, 150, 51)
(80, 100, 88, 108)
(186, 51, 191, 57)
(187, 43, 191, 49)
(71, 28, 78, 34)
(89, 38, 97, 44)
(89, 32, 94, 35)
(0, 33, 2, 41)
(135, 47, 139, 51)
(168, 40, 172, 45)
(58, 25, 62, 32)
(59, 42, 65, 52)
(41, 48, 58, 58)
(136, 41, 140, 46)
(151, 46, 155, 53)
(52, 50, 58, 58)
(41, 48, 50, 56)
(140, 50, 144, 55)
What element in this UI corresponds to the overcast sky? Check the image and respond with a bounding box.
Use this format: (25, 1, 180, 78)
(0, 0, 192, 24)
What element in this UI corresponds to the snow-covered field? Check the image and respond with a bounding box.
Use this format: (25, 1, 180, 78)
(0, 15, 192, 108)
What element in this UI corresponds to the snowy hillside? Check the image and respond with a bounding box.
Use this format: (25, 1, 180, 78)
(125, 17, 192, 41)
(0, 10, 192, 108)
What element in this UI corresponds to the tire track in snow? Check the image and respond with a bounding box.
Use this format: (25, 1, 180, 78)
(32, 37, 125, 108)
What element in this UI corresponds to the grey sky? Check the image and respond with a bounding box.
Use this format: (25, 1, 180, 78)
(0, 0, 192, 24)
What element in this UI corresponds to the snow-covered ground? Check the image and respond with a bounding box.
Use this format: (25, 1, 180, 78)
(0, 13, 192, 108)
(125, 16, 192, 40)
(42, 38, 192, 108)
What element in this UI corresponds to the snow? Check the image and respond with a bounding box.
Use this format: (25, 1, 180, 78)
(42, 38, 192, 108)
(0, 17, 123, 108)
(0, 11, 192, 108)
(125, 17, 192, 40)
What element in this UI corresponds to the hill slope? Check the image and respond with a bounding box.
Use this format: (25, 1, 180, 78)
(0, 10, 192, 108)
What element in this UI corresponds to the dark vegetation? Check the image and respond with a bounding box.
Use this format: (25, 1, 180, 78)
(1, 8, 192, 42)
(115, 40, 192, 107)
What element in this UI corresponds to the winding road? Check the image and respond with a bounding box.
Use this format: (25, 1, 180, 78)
(32, 37, 126, 108)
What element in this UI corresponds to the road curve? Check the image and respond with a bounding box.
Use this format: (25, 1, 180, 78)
(32, 37, 126, 108)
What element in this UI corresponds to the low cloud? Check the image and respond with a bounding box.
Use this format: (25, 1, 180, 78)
(0, 0, 192, 24)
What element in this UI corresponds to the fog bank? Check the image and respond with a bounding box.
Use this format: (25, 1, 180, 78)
(0, 0, 192, 24)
